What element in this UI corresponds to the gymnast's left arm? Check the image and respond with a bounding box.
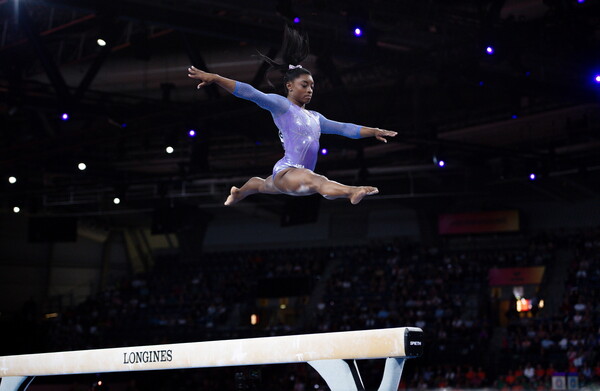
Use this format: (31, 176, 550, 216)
(317, 113, 397, 143)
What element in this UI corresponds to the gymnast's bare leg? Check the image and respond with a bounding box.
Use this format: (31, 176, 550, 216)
(274, 167, 378, 205)
(225, 176, 281, 205)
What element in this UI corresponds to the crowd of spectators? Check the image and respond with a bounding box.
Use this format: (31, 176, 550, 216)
(498, 228, 600, 389)
(310, 242, 493, 389)
(45, 248, 328, 351)
(8, 229, 600, 389)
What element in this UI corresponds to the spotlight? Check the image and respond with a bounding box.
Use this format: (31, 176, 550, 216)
(320, 148, 328, 155)
(13, 206, 20, 213)
(61, 113, 69, 121)
(529, 173, 536, 180)
(577, 0, 585, 3)
(512, 114, 518, 119)
(166, 146, 174, 154)
(594, 74, 600, 84)
(113, 197, 121, 205)
(353, 27, 363, 37)
(293, 17, 300, 24)
(78, 162, 87, 171)
(433, 156, 445, 167)
(121, 123, 127, 128)
(8, 176, 17, 184)
(96, 38, 107, 47)
(188, 129, 196, 137)
(485, 46, 495, 55)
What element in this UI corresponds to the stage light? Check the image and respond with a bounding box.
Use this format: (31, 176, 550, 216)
(61, 113, 69, 121)
(188, 129, 196, 137)
(594, 74, 600, 83)
(433, 156, 445, 167)
(13, 206, 20, 213)
(529, 173, 536, 180)
(479, 81, 485, 86)
(512, 114, 518, 119)
(577, 0, 585, 3)
(166, 146, 174, 154)
(96, 38, 107, 47)
(353, 27, 363, 37)
(486, 46, 494, 55)
(121, 123, 127, 128)
(78, 162, 87, 171)
(320, 148, 328, 155)
(293, 17, 300, 24)
(113, 197, 121, 205)
(8, 176, 17, 184)
(516, 298, 532, 312)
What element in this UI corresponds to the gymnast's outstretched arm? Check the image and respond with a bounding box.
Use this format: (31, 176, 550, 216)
(316, 112, 398, 143)
(187, 66, 289, 116)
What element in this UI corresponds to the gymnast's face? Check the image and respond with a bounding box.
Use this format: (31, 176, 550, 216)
(287, 74, 314, 106)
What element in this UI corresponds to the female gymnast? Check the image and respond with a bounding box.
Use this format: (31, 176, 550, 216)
(187, 27, 397, 205)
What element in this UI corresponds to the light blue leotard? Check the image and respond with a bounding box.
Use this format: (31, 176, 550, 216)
(233, 82, 362, 178)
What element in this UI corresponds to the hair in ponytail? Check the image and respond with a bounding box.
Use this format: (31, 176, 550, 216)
(256, 25, 311, 93)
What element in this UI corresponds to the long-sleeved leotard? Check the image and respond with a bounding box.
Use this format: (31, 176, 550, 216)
(233, 81, 361, 178)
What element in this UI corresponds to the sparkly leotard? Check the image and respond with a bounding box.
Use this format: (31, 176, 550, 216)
(233, 82, 361, 178)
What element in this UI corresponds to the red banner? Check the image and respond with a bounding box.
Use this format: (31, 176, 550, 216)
(488, 267, 545, 286)
(438, 210, 519, 235)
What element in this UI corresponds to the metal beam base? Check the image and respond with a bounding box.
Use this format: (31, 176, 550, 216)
(309, 357, 406, 391)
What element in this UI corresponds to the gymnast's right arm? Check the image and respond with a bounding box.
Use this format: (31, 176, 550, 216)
(187, 66, 289, 116)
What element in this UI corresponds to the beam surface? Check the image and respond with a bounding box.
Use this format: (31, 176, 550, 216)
(0, 327, 422, 377)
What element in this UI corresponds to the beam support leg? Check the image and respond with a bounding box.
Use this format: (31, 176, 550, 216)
(309, 357, 407, 391)
(378, 358, 406, 391)
(308, 359, 365, 391)
(0, 376, 35, 391)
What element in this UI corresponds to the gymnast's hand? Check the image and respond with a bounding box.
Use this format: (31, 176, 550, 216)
(374, 128, 397, 143)
(362, 127, 398, 143)
(187, 66, 216, 89)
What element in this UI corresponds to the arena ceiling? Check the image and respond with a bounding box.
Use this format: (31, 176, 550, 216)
(1, 0, 599, 218)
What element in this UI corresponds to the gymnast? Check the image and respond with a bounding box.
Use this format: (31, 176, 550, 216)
(187, 27, 397, 205)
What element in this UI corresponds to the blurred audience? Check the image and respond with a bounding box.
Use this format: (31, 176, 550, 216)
(15, 228, 600, 389)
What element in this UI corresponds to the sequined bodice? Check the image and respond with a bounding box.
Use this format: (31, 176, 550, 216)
(273, 103, 321, 171)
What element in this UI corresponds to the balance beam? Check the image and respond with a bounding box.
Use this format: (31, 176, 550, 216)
(0, 327, 423, 391)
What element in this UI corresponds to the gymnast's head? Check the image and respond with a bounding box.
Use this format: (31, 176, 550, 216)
(284, 67, 313, 104)
(258, 25, 313, 102)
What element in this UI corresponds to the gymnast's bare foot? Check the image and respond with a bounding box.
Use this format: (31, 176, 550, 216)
(350, 186, 378, 204)
(224, 186, 243, 205)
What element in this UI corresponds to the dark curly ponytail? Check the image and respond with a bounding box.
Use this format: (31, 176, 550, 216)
(257, 25, 312, 93)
